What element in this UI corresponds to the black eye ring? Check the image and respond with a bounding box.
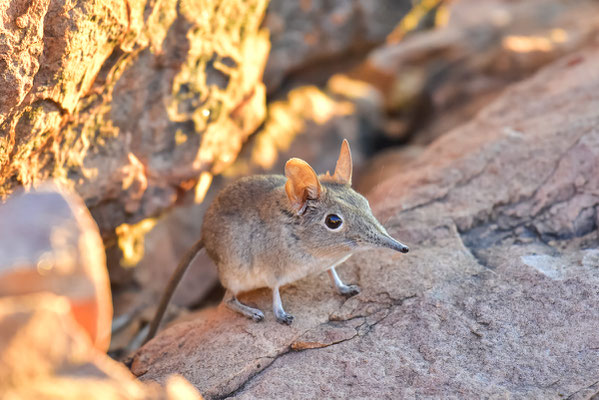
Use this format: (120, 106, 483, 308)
(325, 214, 343, 230)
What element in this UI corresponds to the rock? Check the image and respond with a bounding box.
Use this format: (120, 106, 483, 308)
(0, 0, 270, 238)
(0, 0, 47, 124)
(351, 0, 599, 143)
(263, 0, 413, 92)
(0, 292, 202, 400)
(0, 185, 112, 351)
(132, 46, 599, 399)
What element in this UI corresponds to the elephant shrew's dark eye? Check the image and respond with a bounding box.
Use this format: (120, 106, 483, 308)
(325, 214, 343, 230)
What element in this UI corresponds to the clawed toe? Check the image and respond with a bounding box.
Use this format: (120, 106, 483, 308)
(275, 312, 294, 325)
(340, 284, 360, 297)
(252, 311, 265, 322)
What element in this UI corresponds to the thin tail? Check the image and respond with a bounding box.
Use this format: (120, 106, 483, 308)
(143, 239, 204, 344)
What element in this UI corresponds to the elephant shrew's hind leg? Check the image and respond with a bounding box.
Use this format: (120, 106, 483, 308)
(223, 290, 264, 322)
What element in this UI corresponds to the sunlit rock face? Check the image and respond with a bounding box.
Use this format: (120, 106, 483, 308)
(0, 185, 112, 351)
(0, 0, 270, 237)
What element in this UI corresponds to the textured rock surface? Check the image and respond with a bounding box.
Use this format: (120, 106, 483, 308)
(0, 185, 112, 351)
(0, 293, 202, 400)
(0, 0, 269, 237)
(132, 47, 599, 398)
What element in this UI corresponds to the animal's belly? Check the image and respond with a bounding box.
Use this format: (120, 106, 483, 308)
(277, 254, 353, 287)
(223, 265, 269, 294)
(223, 253, 352, 293)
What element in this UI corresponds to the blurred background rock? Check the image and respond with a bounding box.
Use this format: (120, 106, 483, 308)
(0, 186, 112, 351)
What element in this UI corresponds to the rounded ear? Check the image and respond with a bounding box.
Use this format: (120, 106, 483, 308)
(285, 158, 322, 214)
(333, 139, 353, 185)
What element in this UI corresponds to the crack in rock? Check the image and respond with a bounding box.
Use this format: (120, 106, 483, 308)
(218, 292, 416, 399)
(566, 379, 599, 400)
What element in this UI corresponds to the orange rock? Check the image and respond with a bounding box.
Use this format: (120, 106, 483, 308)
(0, 292, 202, 400)
(0, 185, 112, 351)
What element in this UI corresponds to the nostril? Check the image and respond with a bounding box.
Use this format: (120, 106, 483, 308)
(401, 246, 409, 253)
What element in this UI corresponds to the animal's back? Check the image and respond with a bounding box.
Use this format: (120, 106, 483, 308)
(207, 175, 284, 218)
(201, 175, 291, 291)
